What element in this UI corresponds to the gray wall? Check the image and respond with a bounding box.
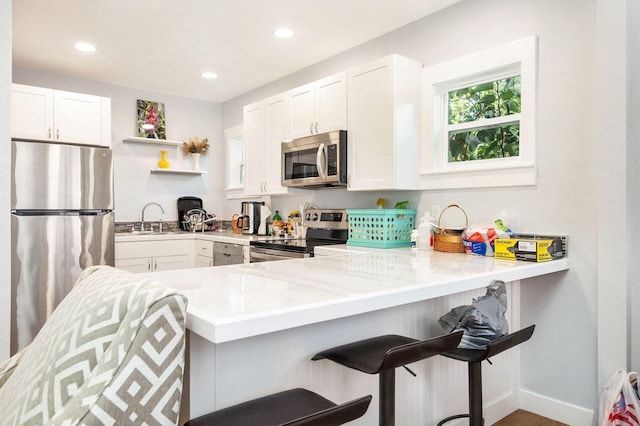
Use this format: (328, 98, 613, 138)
(627, 0, 640, 373)
(222, 0, 599, 413)
(12, 68, 225, 224)
(1, 0, 11, 360)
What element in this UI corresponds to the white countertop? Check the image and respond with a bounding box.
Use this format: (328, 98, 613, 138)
(115, 229, 278, 245)
(147, 245, 569, 344)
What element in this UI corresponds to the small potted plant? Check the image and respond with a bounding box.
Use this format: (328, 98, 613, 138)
(182, 137, 209, 170)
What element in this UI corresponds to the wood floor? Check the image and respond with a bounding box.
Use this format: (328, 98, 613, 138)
(493, 409, 568, 426)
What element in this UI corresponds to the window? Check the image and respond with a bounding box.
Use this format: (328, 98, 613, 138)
(421, 36, 537, 190)
(447, 74, 521, 162)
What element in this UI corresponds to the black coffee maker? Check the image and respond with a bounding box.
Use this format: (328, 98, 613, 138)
(239, 201, 264, 234)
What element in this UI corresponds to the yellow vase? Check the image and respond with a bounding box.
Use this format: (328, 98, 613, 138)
(158, 150, 170, 169)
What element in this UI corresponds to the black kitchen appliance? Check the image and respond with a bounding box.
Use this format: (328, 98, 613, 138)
(240, 201, 265, 235)
(177, 196, 217, 231)
(249, 208, 348, 262)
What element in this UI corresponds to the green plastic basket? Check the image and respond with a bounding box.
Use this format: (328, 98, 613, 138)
(347, 209, 416, 248)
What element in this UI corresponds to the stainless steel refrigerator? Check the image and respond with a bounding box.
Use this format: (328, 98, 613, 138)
(11, 140, 114, 354)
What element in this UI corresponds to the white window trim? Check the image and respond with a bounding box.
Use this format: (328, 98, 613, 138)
(421, 35, 538, 190)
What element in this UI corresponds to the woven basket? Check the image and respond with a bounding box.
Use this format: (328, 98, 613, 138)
(433, 204, 468, 253)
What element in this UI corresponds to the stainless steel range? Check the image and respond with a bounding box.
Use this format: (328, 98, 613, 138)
(249, 208, 348, 262)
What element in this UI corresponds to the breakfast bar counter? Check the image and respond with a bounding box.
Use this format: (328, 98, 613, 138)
(147, 248, 569, 424)
(149, 248, 568, 344)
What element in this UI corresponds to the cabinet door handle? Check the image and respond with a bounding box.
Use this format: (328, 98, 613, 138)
(309, 123, 314, 134)
(56, 128, 60, 140)
(148, 259, 151, 271)
(154, 259, 158, 270)
(48, 127, 52, 139)
(315, 122, 318, 134)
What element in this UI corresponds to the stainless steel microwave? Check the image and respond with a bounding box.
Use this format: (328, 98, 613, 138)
(281, 130, 347, 188)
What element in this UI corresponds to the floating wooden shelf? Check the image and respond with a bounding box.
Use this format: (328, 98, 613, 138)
(151, 169, 208, 175)
(124, 136, 183, 146)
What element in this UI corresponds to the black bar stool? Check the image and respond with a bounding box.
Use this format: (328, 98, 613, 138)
(437, 324, 536, 426)
(184, 388, 371, 426)
(311, 331, 463, 426)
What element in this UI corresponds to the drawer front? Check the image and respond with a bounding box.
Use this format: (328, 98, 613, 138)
(115, 239, 191, 259)
(195, 240, 214, 258)
(213, 242, 243, 256)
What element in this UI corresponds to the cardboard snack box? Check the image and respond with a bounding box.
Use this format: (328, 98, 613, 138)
(494, 234, 567, 262)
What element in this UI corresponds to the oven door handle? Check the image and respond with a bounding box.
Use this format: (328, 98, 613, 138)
(250, 248, 308, 262)
(316, 143, 327, 180)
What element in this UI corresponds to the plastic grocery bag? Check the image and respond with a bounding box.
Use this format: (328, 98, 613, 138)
(594, 369, 640, 426)
(438, 280, 509, 349)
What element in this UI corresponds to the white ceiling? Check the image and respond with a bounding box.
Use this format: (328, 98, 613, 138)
(12, 0, 459, 103)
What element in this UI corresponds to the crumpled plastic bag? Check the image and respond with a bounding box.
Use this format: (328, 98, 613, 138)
(438, 280, 509, 349)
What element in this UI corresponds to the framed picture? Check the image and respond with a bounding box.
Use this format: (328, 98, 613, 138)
(137, 99, 166, 139)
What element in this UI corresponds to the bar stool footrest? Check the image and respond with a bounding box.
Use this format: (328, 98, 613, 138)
(437, 413, 487, 426)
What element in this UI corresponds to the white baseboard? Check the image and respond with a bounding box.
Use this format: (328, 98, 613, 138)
(520, 389, 594, 425)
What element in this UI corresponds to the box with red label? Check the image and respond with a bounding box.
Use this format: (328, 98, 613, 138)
(494, 234, 567, 262)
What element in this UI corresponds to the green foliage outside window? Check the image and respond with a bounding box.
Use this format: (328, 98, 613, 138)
(447, 75, 521, 162)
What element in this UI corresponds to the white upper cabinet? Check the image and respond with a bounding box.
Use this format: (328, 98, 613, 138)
(242, 100, 267, 196)
(12, 83, 111, 147)
(264, 94, 292, 194)
(242, 95, 301, 196)
(346, 55, 422, 191)
(288, 71, 347, 139)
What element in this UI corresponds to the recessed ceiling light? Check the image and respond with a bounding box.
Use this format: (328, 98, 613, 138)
(273, 28, 294, 39)
(74, 42, 96, 52)
(201, 71, 218, 79)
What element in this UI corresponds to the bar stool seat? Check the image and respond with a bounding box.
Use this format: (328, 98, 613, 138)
(312, 331, 463, 426)
(437, 324, 536, 426)
(184, 388, 372, 426)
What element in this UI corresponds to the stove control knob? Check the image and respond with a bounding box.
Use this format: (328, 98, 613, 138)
(306, 212, 318, 221)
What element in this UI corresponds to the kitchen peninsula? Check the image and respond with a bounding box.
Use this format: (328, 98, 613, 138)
(147, 247, 569, 425)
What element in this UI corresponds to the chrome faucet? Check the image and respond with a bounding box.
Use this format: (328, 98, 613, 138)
(141, 202, 165, 231)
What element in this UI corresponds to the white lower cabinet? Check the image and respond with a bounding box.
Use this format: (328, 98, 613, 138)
(115, 240, 192, 273)
(194, 240, 214, 268)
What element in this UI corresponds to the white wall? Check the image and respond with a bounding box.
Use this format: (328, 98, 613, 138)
(0, 0, 12, 360)
(596, 0, 630, 390)
(629, 0, 640, 372)
(222, 0, 599, 416)
(12, 67, 225, 224)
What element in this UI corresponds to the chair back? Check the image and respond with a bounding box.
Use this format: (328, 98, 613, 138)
(485, 324, 535, 359)
(0, 266, 187, 425)
(284, 395, 372, 426)
(380, 331, 463, 371)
